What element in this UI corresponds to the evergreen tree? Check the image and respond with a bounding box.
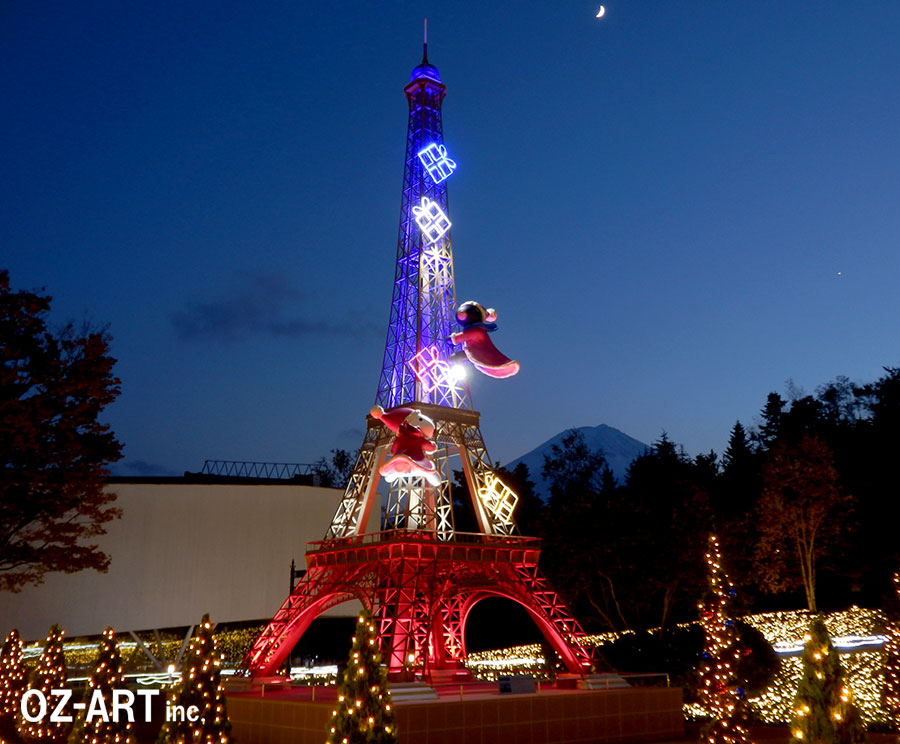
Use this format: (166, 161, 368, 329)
(325, 611, 396, 744)
(598, 464, 618, 495)
(157, 616, 231, 744)
(757, 393, 786, 448)
(697, 535, 750, 744)
(68, 628, 135, 744)
(722, 422, 753, 471)
(18, 626, 69, 744)
(882, 573, 900, 720)
(0, 629, 27, 744)
(790, 615, 866, 744)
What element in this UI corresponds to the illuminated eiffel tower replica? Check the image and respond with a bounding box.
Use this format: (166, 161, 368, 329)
(244, 43, 593, 681)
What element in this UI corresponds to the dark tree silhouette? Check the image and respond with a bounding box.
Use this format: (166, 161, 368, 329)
(494, 462, 543, 537)
(0, 271, 123, 591)
(313, 449, 354, 489)
(755, 435, 850, 612)
(624, 434, 712, 630)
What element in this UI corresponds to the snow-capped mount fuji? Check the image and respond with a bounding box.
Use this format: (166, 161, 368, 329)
(504, 425, 649, 499)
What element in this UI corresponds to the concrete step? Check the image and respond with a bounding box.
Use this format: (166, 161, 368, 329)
(579, 673, 630, 690)
(389, 681, 440, 702)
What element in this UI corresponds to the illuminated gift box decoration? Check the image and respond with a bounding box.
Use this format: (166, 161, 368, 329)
(417, 143, 457, 183)
(477, 473, 518, 526)
(412, 197, 452, 245)
(407, 345, 452, 393)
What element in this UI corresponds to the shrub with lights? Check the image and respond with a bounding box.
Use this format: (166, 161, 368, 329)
(157, 615, 231, 744)
(68, 627, 135, 744)
(0, 629, 27, 744)
(697, 535, 752, 744)
(790, 614, 867, 744)
(326, 611, 396, 744)
(882, 573, 900, 723)
(18, 625, 69, 744)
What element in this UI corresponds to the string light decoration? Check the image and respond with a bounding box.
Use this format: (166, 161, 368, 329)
(68, 627, 135, 744)
(883, 573, 900, 721)
(0, 629, 27, 743)
(471, 609, 890, 725)
(696, 535, 752, 744)
(157, 615, 231, 744)
(790, 614, 867, 744)
(17, 625, 69, 744)
(325, 612, 396, 744)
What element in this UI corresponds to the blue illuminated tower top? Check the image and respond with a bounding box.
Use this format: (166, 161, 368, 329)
(375, 46, 470, 410)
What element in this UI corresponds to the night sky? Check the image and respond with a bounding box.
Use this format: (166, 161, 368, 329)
(3, 2, 899, 476)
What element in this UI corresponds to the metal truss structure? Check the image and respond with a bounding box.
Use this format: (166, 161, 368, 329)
(244, 533, 593, 678)
(243, 46, 593, 680)
(200, 460, 314, 479)
(375, 50, 468, 412)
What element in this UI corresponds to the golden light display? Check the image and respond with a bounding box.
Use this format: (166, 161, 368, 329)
(882, 573, 900, 722)
(465, 643, 549, 681)
(157, 615, 231, 744)
(70, 627, 136, 744)
(469, 605, 895, 727)
(0, 629, 27, 741)
(696, 535, 750, 744)
(325, 612, 396, 744)
(476, 473, 518, 530)
(17, 624, 69, 743)
(789, 614, 866, 744)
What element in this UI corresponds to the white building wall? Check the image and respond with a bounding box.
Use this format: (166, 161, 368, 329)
(0, 481, 378, 641)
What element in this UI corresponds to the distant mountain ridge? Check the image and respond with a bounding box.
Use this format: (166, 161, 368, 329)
(504, 425, 649, 499)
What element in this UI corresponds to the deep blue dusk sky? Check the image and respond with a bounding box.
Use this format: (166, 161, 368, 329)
(3, 2, 899, 475)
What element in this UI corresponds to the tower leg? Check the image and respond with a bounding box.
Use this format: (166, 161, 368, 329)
(326, 425, 386, 539)
(376, 553, 435, 674)
(243, 563, 375, 677)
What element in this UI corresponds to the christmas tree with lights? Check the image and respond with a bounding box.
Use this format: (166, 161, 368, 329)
(697, 535, 751, 744)
(325, 612, 396, 744)
(882, 573, 900, 721)
(790, 614, 866, 744)
(68, 627, 135, 744)
(17, 625, 69, 744)
(157, 615, 231, 744)
(0, 629, 28, 743)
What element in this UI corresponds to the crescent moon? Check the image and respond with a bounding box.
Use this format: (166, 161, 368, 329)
(596, 5, 606, 18)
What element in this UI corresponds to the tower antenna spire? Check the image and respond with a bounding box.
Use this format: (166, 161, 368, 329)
(423, 18, 428, 63)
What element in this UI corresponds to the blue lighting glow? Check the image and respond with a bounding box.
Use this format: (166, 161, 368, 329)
(417, 143, 457, 183)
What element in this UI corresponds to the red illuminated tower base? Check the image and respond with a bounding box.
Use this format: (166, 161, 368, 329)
(244, 407, 593, 679)
(243, 48, 594, 681)
(248, 533, 591, 678)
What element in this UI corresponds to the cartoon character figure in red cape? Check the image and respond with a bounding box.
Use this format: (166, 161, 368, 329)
(370, 405, 441, 486)
(450, 301, 520, 379)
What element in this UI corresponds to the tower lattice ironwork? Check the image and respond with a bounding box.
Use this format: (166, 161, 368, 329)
(243, 46, 593, 680)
